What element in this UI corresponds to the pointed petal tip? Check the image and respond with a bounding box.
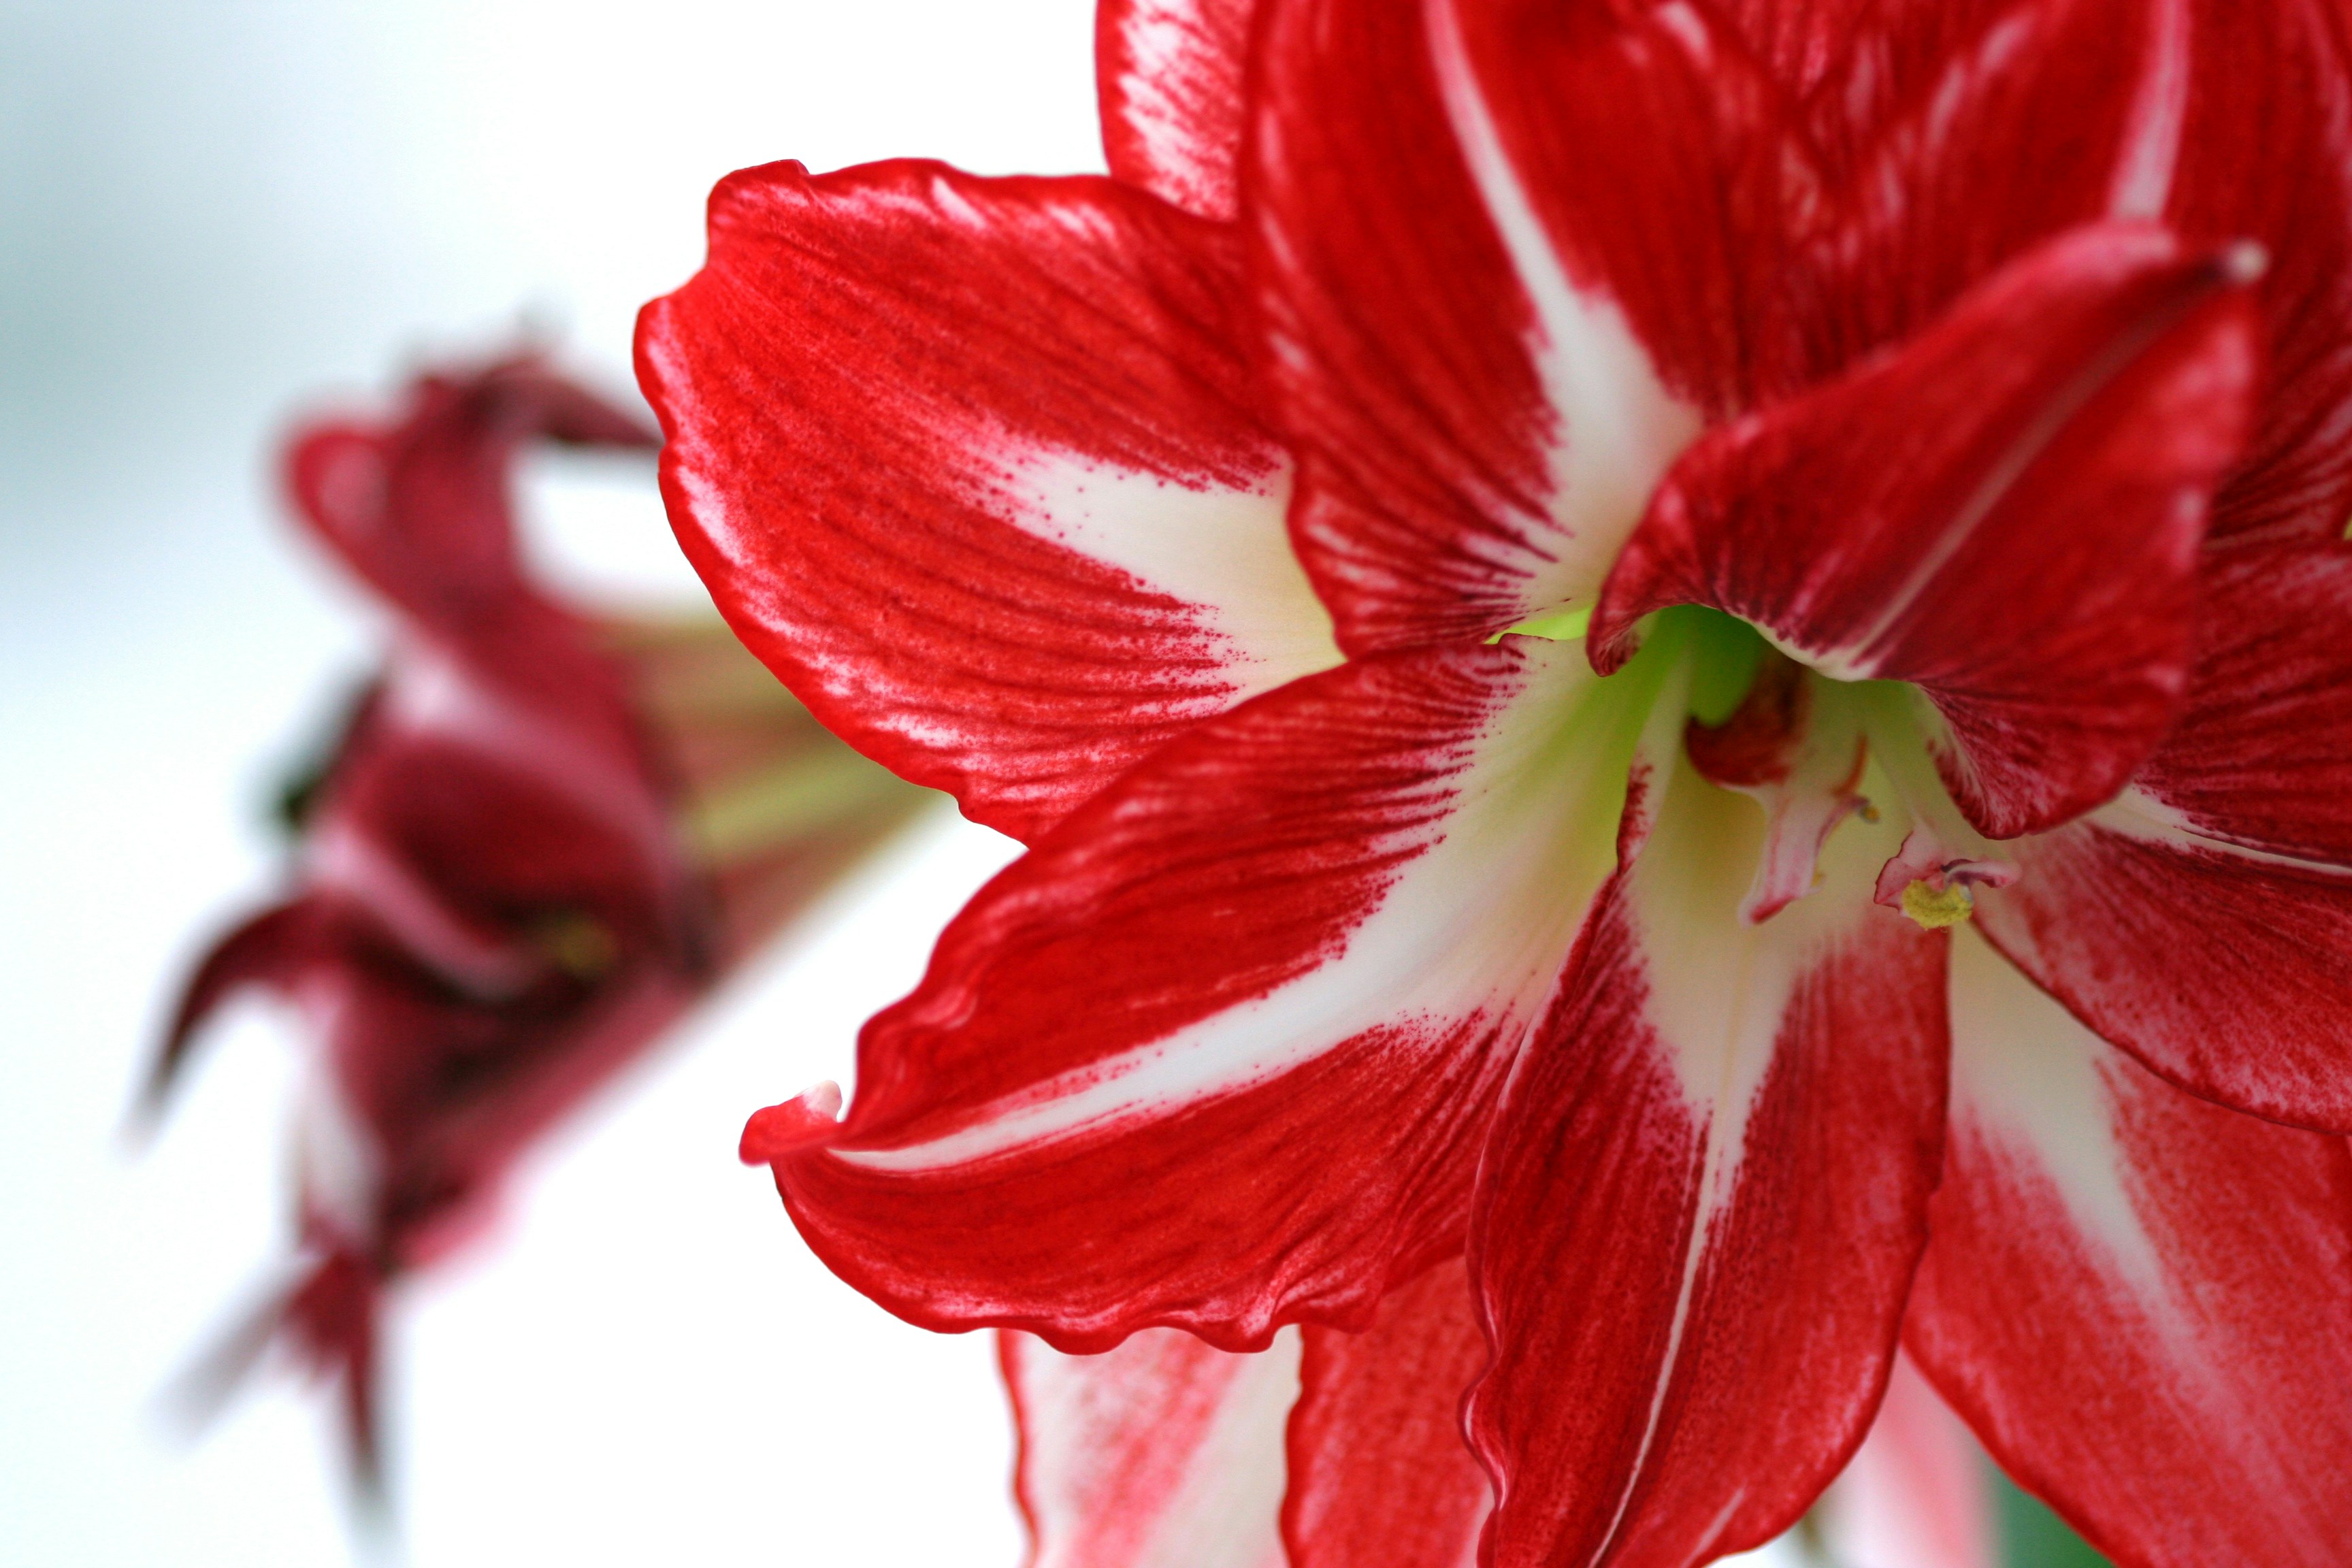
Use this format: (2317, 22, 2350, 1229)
(738, 1081, 845, 1165)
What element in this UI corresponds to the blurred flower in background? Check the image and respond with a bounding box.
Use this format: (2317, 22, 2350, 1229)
(0, 6, 1085, 1561)
(141, 356, 930, 1497)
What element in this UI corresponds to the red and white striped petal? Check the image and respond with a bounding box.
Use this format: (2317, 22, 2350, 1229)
(1594, 223, 2260, 840)
(1970, 542, 2352, 1128)
(1972, 801, 2352, 1132)
(1467, 750, 1948, 1568)
(1284, 1258, 1490, 1568)
(1097, 0, 1256, 221)
(764, 634, 1684, 1350)
(1906, 928, 2352, 1568)
(1249, 0, 1700, 655)
(1002, 1326, 1297, 1568)
(1816, 1352, 1997, 1568)
(639, 160, 1337, 844)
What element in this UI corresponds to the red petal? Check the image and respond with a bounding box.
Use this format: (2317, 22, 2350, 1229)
(1097, 0, 1256, 221)
(1817, 1352, 1997, 1568)
(772, 638, 1665, 1349)
(142, 899, 325, 1122)
(1002, 1326, 1296, 1568)
(1971, 543, 2352, 1129)
(2168, 0, 2352, 545)
(1594, 223, 2261, 840)
(1441, 0, 2178, 408)
(1906, 928, 2352, 1568)
(2135, 542, 2352, 864)
(1249, 0, 1700, 655)
(640, 160, 1337, 844)
(1285, 1258, 1490, 1568)
(1973, 811, 2352, 1132)
(285, 357, 653, 638)
(1467, 753, 1948, 1568)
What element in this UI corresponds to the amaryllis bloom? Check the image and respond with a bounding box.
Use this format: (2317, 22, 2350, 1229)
(644, 1, 2352, 1563)
(148, 357, 928, 1484)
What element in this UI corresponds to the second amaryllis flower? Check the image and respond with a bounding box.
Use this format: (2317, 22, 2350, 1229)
(151, 356, 930, 1486)
(642, 2, 2352, 1565)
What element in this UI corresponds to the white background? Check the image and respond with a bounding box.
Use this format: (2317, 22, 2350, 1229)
(0, 2, 1085, 1562)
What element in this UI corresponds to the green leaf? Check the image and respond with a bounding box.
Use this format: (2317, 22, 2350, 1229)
(1994, 1467, 2111, 1567)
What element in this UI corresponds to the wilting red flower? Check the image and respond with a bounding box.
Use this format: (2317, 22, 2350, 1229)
(148, 356, 928, 1488)
(646, 1, 2352, 1563)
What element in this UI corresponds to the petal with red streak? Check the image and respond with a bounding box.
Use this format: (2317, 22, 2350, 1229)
(1285, 1257, 1490, 1568)
(1002, 1325, 1297, 1568)
(1468, 750, 1948, 1568)
(768, 634, 1682, 1350)
(1098, 0, 1257, 221)
(640, 160, 1337, 844)
(1972, 803, 2352, 1132)
(1906, 927, 2352, 1568)
(1594, 223, 2260, 840)
(1970, 542, 2352, 1127)
(1249, 0, 1699, 655)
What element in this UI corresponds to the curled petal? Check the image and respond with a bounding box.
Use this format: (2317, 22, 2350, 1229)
(1595, 223, 2261, 840)
(766, 636, 1675, 1349)
(641, 160, 1337, 843)
(1469, 751, 1947, 1568)
(140, 899, 326, 1124)
(285, 357, 653, 636)
(1906, 928, 2352, 1568)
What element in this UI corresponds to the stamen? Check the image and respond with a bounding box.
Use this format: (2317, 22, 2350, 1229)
(1900, 878, 1977, 929)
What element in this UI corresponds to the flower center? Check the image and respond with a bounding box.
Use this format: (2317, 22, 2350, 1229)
(1517, 604, 2016, 930)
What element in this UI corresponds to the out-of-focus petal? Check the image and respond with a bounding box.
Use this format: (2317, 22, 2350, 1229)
(1906, 928, 2352, 1568)
(285, 358, 653, 636)
(1002, 1326, 1297, 1568)
(1594, 223, 2260, 840)
(1249, 0, 1700, 655)
(142, 899, 326, 1120)
(1817, 1352, 1997, 1568)
(1285, 1256, 1489, 1568)
(2167, 0, 2352, 545)
(2134, 542, 2352, 864)
(765, 634, 1684, 1350)
(1098, 0, 1257, 220)
(1467, 749, 1947, 1568)
(640, 159, 1336, 844)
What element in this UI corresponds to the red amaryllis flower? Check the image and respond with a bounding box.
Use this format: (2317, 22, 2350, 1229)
(646, 1, 2352, 1562)
(147, 356, 928, 1488)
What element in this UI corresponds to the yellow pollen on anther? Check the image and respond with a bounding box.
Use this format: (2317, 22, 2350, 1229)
(1901, 879, 1975, 930)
